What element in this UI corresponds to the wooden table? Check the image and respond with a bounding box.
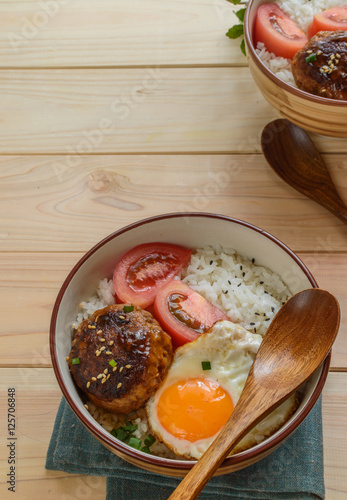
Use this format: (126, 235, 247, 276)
(0, 1, 346, 498)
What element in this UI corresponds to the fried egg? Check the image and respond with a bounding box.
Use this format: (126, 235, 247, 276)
(146, 320, 298, 460)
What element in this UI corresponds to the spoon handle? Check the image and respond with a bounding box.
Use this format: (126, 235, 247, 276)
(167, 377, 283, 500)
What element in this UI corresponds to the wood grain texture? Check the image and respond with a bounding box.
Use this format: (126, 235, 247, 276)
(0, 252, 346, 368)
(261, 120, 347, 225)
(0, 155, 346, 252)
(0, 68, 347, 154)
(0, 368, 346, 499)
(0, 0, 244, 68)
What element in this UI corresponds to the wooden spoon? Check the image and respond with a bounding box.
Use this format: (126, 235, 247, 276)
(168, 288, 340, 500)
(261, 119, 347, 225)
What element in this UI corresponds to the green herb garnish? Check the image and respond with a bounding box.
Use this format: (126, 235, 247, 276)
(123, 421, 138, 433)
(305, 53, 317, 63)
(71, 357, 80, 365)
(111, 427, 128, 441)
(141, 446, 151, 454)
(109, 359, 117, 368)
(225, 1, 247, 56)
(144, 434, 156, 447)
(128, 436, 142, 450)
(123, 304, 134, 313)
(226, 24, 244, 39)
(201, 360, 211, 371)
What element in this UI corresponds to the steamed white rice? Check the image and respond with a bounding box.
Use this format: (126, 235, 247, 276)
(75, 245, 292, 459)
(256, 0, 344, 85)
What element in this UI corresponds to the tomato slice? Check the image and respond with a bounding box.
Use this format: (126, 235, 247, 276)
(254, 4, 308, 59)
(113, 243, 192, 308)
(153, 280, 229, 347)
(307, 6, 347, 38)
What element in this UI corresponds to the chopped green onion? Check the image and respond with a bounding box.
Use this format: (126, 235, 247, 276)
(111, 427, 128, 441)
(123, 421, 138, 433)
(109, 359, 117, 368)
(144, 434, 156, 447)
(141, 446, 151, 454)
(305, 53, 317, 63)
(71, 357, 80, 365)
(128, 436, 142, 450)
(123, 304, 134, 313)
(201, 360, 211, 371)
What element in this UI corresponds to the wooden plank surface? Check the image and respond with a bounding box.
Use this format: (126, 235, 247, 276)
(0, 68, 347, 154)
(0, 0, 243, 68)
(0, 368, 346, 499)
(0, 155, 346, 253)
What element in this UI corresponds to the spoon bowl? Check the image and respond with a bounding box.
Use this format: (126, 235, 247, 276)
(169, 288, 340, 500)
(261, 119, 347, 225)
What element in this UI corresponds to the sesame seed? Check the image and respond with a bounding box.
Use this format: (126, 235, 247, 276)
(101, 378, 107, 384)
(317, 50, 322, 55)
(119, 366, 124, 373)
(250, 322, 255, 326)
(306, 50, 312, 54)
(97, 374, 103, 379)
(95, 350, 101, 356)
(117, 383, 122, 389)
(96, 330, 103, 334)
(242, 272, 245, 277)
(88, 325, 96, 329)
(100, 338, 105, 342)
(125, 364, 131, 369)
(86, 381, 91, 388)
(106, 351, 112, 355)
(119, 315, 125, 319)
(210, 260, 213, 265)
(113, 366, 118, 372)
(104, 368, 108, 374)
(228, 280, 231, 285)
(66, 356, 69, 361)
(84, 404, 89, 410)
(109, 341, 114, 346)
(100, 346, 106, 352)
(336, 53, 341, 58)
(106, 374, 110, 380)
(92, 377, 97, 381)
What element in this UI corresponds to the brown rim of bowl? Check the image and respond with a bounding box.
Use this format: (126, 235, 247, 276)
(50, 211, 329, 472)
(244, 0, 347, 107)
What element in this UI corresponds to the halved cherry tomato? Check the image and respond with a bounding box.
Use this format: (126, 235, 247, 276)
(113, 243, 192, 309)
(254, 4, 308, 59)
(307, 6, 347, 38)
(153, 280, 229, 347)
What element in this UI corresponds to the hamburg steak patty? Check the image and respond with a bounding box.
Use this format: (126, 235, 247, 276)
(292, 31, 347, 100)
(67, 304, 173, 414)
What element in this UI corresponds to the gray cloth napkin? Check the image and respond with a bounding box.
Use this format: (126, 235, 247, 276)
(46, 397, 325, 499)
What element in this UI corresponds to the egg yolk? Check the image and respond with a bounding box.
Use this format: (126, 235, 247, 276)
(157, 377, 234, 442)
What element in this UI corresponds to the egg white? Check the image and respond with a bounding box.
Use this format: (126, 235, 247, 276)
(146, 320, 298, 459)
(146, 320, 260, 459)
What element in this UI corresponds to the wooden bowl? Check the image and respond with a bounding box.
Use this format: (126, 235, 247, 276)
(50, 213, 330, 477)
(244, 0, 347, 137)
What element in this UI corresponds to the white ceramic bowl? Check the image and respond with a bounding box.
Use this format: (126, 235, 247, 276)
(244, 0, 347, 137)
(50, 213, 329, 477)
